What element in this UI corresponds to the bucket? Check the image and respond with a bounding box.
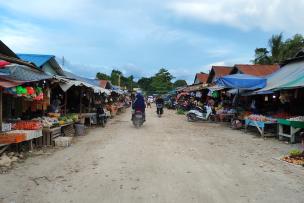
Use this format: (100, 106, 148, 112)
(74, 124, 85, 136)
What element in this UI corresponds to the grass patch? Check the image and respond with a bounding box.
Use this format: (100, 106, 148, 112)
(176, 109, 186, 115)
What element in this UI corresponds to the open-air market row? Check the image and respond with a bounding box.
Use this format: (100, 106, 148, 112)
(0, 39, 304, 169)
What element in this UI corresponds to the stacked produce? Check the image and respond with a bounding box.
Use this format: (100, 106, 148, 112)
(282, 149, 304, 166)
(238, 111, 252, 120)
(272, 112, 293, 119)
(288, 116, 304, 122)
(12, 121, 42, 130)
(41, 117, 59, 128)
(246, 114, 277, 123)
(58, 114, 79, 125)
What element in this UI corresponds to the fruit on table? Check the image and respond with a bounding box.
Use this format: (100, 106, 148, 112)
(288, 116, 304, 122)
(59, 120, 65, 125)
(13, 121, 42, 130)
(246, 114, 276, 122)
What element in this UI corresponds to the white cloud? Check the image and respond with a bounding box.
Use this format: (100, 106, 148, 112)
(0, 0, 92, 21)
(0, 18, 45, 52)
(168, 0, 304, 33)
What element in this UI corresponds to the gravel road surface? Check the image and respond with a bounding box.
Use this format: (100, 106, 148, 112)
(0, 107, 303, 203)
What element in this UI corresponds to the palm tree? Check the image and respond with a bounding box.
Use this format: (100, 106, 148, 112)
(268, 33, 284, 63)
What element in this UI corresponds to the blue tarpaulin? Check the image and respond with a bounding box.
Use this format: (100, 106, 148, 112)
(215, 74, 266, 90)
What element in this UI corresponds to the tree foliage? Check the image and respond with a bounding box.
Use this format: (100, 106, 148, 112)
(96, 69, 136, 90)
(137, 77, 153, 92)
(150, 68, 174, 93)
(253, 33, 304, 64)
(96, 72, 111, 81)
(173, 80, 187, 88)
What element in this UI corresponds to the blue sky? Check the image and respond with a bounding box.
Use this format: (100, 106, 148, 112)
(0, 0, 303, 83)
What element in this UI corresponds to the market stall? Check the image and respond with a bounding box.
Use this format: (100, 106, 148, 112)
(245, 115, 277, 137)
(277, 116, 304, 143)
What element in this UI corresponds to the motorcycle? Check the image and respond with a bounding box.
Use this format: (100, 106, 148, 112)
(156, 103, 164, 117)
(186, 106, 214, 122)
(132, 110, 144, 128)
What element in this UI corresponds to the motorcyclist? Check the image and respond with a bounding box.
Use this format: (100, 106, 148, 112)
(155, 96, 165, 115)
(132, 91, 146, 121)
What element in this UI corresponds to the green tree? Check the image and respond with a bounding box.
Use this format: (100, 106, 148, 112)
(281, 34, 304, 60)
(96, 72, 110, 80)
(150, 68, 174, 93)
(173, 80, 187, 88)
(138, 77, 153, 92)
(268, 33, 284, 63)
(253, 33, 304, 64)
(253, 48, 271, 64)
(110, 69, 122, 86)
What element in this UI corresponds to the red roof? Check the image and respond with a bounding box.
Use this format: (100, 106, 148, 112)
(195, 73, 209, 84)
(234, 64, 280, 76)
(99, 80, 109, 89)
(212, 66, 232, 77)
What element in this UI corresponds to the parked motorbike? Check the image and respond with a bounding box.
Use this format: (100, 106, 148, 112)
(156, 103, 164, 117)
(165, 100, 177, 109)
(186, 106, 214, 122)
(132, 110, 144, 128)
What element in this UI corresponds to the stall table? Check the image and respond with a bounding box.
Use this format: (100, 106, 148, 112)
(277, 119, 304, 143)
(61, 122, 75, 137)
(0, 129, 43, 150)
(80, 113, 96, 126)
(42, 127, 62, 146)
(245, 119, 277, 137)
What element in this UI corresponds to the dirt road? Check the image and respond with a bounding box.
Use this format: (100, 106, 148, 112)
(0, 107, 303, 203)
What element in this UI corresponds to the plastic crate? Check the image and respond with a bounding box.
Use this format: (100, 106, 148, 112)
(0, 133, 26, 144)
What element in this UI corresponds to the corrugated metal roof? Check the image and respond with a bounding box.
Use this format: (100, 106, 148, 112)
(63, 71, 99, 86)
(0, 77, 24, 88)
(0, 40, 19, 58)
(234, 64, 280, 76)
(17, 54, 54, 68)
(0, 64, 52, 82)
(259, 60, 304, 91)
(53, 75, 110, 95)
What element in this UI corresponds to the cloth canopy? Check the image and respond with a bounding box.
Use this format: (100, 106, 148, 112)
(54, 76, 110, 95)
(183, 83, 207, 92)
(215, 74, 266, 90)
(208, 85, 225, 91)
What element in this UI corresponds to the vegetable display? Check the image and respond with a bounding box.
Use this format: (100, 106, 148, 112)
(12, 121, 42, 130)
(246, 114, 277, 123)
(282, 149, 304, 166)
(287, 116, 304, 122)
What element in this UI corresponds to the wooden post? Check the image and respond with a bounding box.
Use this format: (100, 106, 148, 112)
(88, 91, 91, 113)
(0, 89, 2, 132)
(79, 87, 83, 114)
(64, 91, 67, 115)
